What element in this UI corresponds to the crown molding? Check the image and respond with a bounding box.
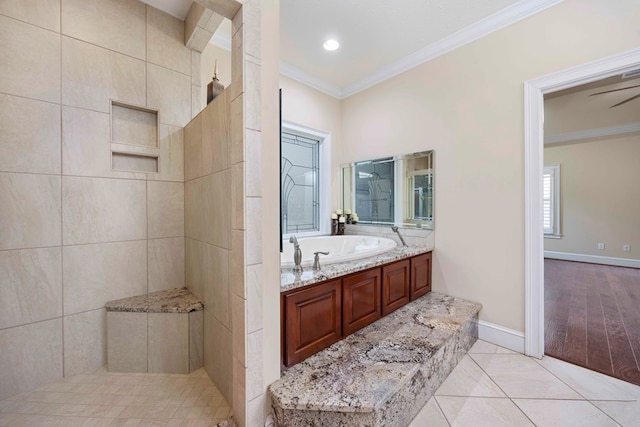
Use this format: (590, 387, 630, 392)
(342, 0, 564, 98)
(212, 0, 565, 99)
(279, 61, 343, 99)
(283, 0, 562, 100)
(544, 122, 640, 145)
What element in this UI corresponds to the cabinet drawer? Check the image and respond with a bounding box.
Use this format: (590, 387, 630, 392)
(382, 259, 410, 316)
(343, 269, 381, 336)
(411, 252, 432, 300)
(283, 280, 342, 366)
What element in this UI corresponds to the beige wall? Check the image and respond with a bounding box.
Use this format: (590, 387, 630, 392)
(0, 0, 195, 400)
(280, 76, 343, 210)
(340, 0, 640, 332)
(544, 134, 640, 260)
(545, 88, 640, 136)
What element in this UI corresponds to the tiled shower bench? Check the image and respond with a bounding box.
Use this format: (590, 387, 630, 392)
(269, 292, 482, 427)
(105, 287, 203, 374)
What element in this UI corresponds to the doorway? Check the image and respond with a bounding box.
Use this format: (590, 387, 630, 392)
(523, 49, 640, 371)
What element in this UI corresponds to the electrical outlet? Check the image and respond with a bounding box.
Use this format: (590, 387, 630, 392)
(597, 243, 605, 250)
(623, 245, 631, 252)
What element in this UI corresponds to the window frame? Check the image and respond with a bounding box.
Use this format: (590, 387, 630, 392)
(281, 121, 331, 238)
(543, 164, 561, 238)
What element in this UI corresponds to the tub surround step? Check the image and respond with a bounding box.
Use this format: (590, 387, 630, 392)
(269, 292, 481, 427)
(105, 287, 203, 313)
(281, 245, 431, 292)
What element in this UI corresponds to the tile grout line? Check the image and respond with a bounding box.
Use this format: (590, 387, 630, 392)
(0, 91, 61, 108)
(0, 12, 59, 34)
(59, 0, 65, 382)
(533, 357, 627, 426)
(431, 395, 452, 427)
(467, 351, 540, 426)
(0, 238, 166, 254)
(0, 170, 183, 184)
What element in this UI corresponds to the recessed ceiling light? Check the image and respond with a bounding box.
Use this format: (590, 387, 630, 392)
(323, 39, 339, 51)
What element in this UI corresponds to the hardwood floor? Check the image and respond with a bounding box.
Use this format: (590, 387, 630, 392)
(544, 259, 640, 386)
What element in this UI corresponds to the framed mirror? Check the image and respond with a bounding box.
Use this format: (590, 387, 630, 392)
(341, 151, 434, 229)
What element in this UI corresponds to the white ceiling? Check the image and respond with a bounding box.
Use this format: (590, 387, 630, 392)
(280, 0, 519, 94)
(143, 0, 563, 98)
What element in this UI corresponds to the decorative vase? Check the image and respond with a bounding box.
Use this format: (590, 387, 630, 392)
(207, 59, 224, 104)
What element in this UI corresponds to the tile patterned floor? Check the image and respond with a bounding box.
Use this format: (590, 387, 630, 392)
(409, 340, 640, 427)
(0, 368, 231, 427)
(2, 341, 639, 426)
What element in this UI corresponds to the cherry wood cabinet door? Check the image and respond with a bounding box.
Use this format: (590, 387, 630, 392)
(283, 280, 342, 367)
(410, 252, 432, 300)
(382, 259, 410, 316)
(343, 269, 382, 336)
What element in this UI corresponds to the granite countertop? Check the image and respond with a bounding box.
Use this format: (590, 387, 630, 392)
(105, 287, 203, 313)
(281, 245, 431, 292)
(269, 292, 482, 412)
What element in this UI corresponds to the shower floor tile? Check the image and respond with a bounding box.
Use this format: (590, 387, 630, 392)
(0, 368, 230, 427)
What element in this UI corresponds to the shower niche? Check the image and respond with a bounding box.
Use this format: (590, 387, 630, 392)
(110, 100, 159, 173)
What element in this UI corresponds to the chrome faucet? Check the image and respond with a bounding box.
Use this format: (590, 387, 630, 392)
(289, 236, 303, 272)
(391, 226, 407, 246)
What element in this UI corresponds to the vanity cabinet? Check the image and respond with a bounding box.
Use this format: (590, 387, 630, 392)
(382, 259, 411, 316)
(283, 279, 342, 367)
(411, 252, 432, 300)
(343, 269, 381, 336)
(282, 251, 432, 367)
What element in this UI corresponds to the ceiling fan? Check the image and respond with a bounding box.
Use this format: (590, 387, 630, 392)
(590, 73, 640, 109)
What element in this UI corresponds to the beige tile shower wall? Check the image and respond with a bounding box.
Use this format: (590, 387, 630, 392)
(183, 1, 274, 424)
(230, 1, 269, 425)
(0, 0, 197, 400)
(184, 89, 235, 404)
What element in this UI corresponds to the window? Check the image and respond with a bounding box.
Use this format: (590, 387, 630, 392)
(281, 123, 330, 236)
(543, 164, 560, 236)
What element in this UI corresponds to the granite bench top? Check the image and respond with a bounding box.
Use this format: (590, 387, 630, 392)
(281, 245, 432, 292)
(269, 292, 481, 413)
(105, 287, 203, 313)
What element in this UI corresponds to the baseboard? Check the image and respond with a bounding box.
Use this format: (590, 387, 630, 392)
(544, 251, 640, 268)
(477, 320, 525, 354)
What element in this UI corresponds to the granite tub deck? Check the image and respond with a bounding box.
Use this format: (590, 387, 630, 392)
(105, 288, 204, 374)
(269, 292, 481, 427)
(281, 245, 431, 292)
